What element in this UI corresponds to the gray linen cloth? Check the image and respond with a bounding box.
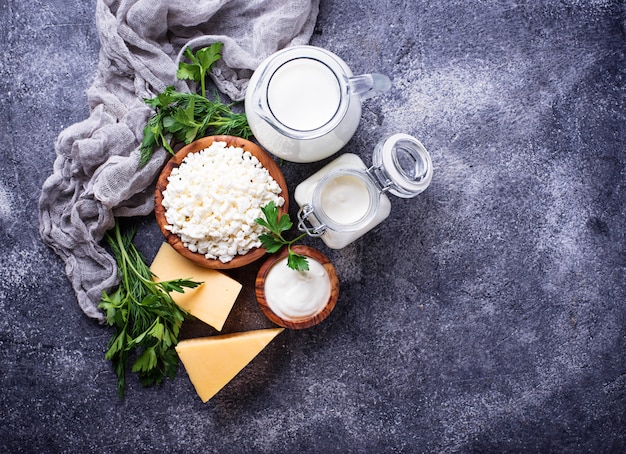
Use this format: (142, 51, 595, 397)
(38, 0, 320, 321)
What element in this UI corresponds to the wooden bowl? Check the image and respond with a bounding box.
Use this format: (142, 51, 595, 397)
(255, 246, 340, 329)
(154, 135, 289, 269)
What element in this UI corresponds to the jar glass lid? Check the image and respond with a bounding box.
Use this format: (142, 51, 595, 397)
(371, 133, 433, 198)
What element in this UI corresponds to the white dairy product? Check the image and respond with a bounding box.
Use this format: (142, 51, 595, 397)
(264, 257, 331, 320)
(319, 174, 371, 225)
(295, 134, 433, 250)
(267, 58, 341, 131)
(294, 153, 391, 250)
(244, 46, 363, 163)
(161, 141, 284, 262)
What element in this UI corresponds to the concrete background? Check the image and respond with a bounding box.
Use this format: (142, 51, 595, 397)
(1, 0, 625, 452)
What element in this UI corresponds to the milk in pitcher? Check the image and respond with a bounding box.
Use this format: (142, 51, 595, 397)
(245, 46, 390, 163)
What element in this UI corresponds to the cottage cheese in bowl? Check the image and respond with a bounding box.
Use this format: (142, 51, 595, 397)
(154, 136, 289, 269)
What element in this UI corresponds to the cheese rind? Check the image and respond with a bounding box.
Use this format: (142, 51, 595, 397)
(149, 242, 242, 331)
(175, 328, 284, 402)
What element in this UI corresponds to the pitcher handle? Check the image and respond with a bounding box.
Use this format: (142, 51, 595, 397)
(348, 73, 391, 100)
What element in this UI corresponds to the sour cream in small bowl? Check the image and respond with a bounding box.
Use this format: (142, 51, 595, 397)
(255, 245, 339, 329)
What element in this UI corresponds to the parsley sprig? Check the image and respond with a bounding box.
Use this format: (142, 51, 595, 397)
(140, 42, 252, 165)
(98, 220, 202, 398)
(255, 202, 309, 271)
(176, 45, 221, 99)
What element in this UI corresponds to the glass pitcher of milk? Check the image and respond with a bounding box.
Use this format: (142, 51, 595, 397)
(294, 134, 433, 249)
(245, 45, 391, 163)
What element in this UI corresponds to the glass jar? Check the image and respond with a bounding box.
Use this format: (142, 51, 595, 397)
(294, 133, 433, 249)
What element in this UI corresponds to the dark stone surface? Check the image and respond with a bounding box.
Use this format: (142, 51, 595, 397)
(1, 1, 625, 453)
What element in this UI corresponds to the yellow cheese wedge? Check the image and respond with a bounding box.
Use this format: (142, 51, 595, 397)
(149, 242, 242, 331)
(175, 328, 284, 402)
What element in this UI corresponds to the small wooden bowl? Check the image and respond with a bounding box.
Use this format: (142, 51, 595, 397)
(154, 135, 289, 269)
(255, 246, 340, 329)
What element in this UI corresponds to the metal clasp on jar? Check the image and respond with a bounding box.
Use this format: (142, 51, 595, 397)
(365, 164, 393, 194)
(297, 204, 327, 237)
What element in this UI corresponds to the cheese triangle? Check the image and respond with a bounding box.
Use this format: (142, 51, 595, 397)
(175, 328, 284, 402)
(149, 242, 242, 331)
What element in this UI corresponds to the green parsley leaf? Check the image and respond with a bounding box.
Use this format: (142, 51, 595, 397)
(139, 43, 252, 165)
(255, 202, 309, 271)
(287, 253, 310, 272)
(176, 43, 222, 98)
(258, 233, 284, 253)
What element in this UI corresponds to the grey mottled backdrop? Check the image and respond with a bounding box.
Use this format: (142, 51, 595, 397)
(1, 1, 625, 453)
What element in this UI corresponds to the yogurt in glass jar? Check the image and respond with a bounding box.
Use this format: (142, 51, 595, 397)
(295, 134, 434, 249)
